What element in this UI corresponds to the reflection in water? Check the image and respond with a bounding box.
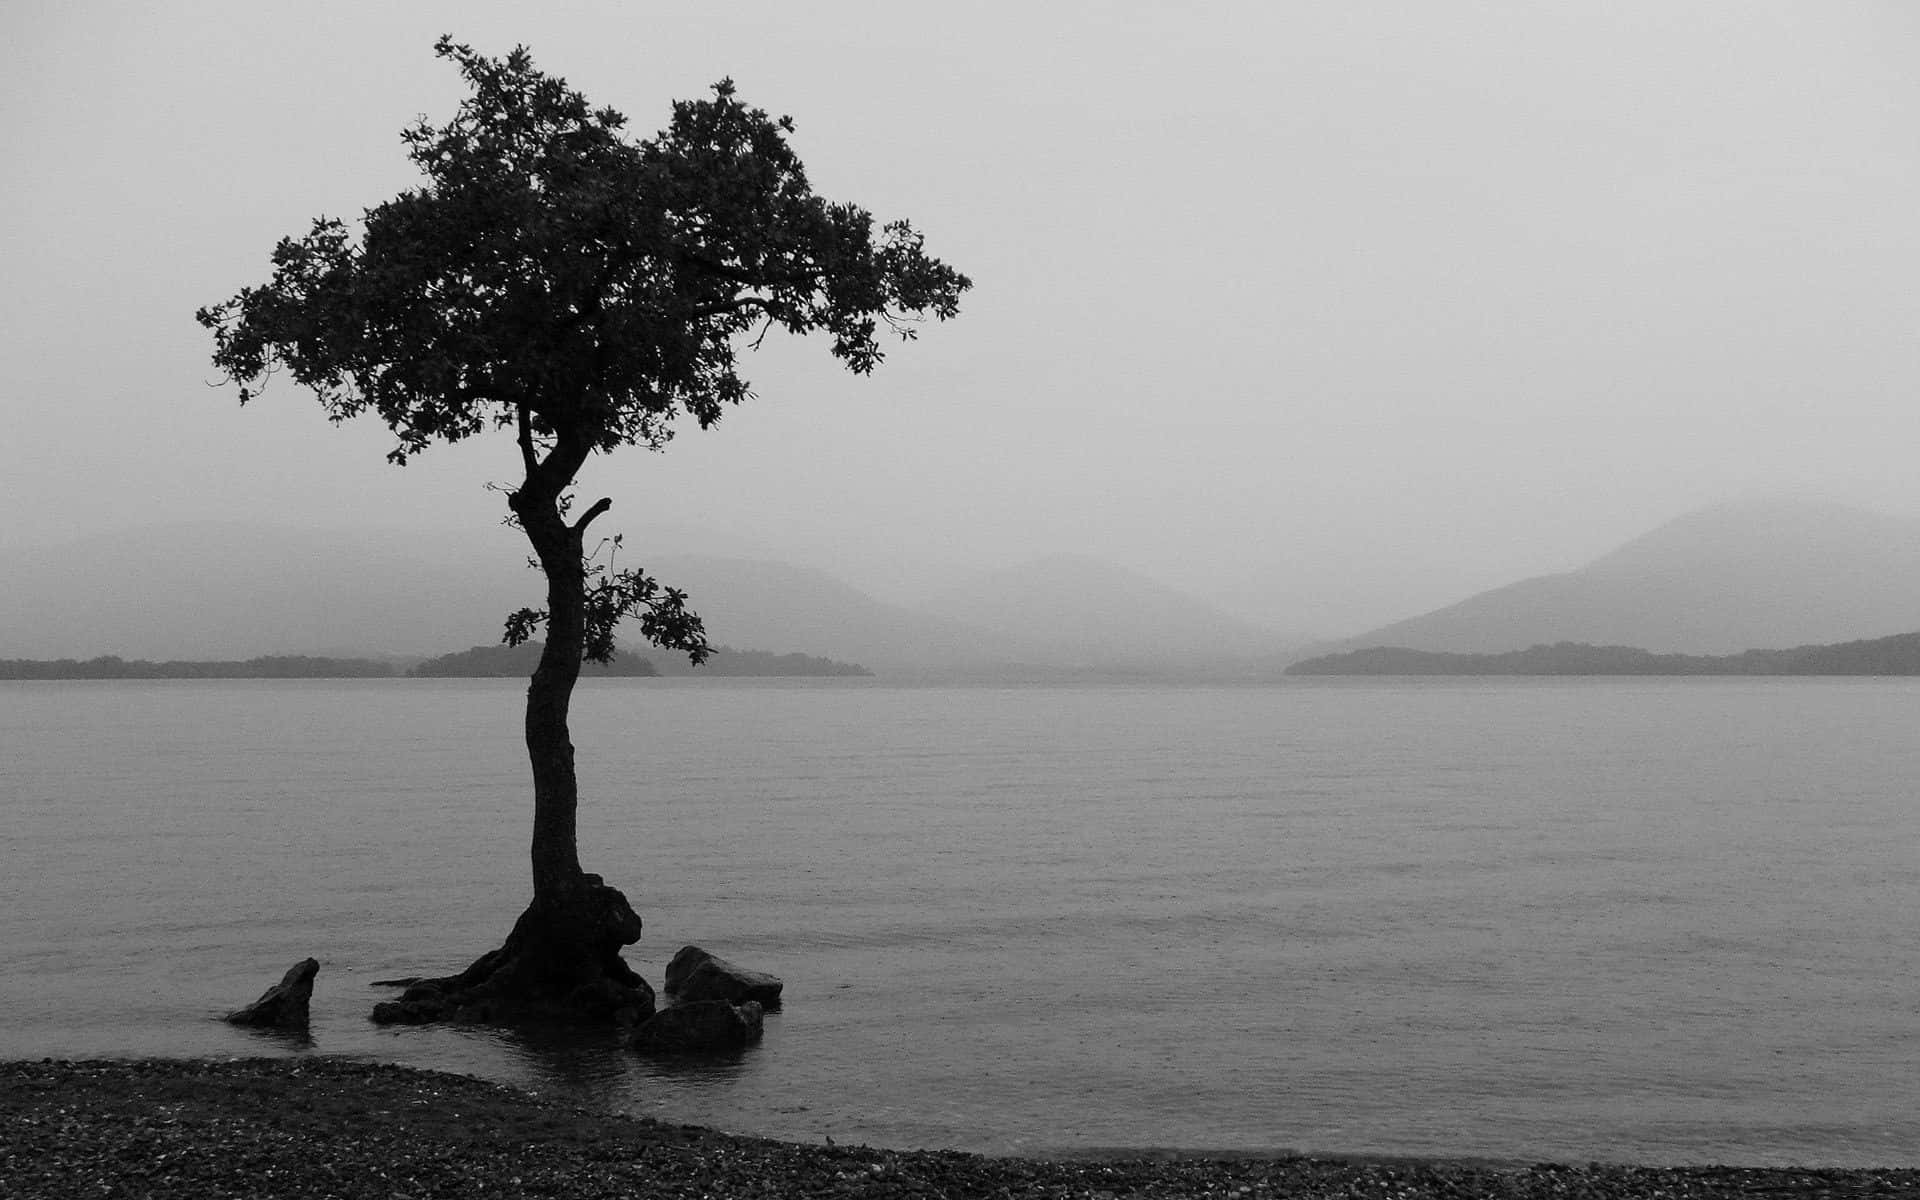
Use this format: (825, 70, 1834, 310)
(482, 1023, 632, 1108)
(226, 1022, 316, 1053)
(631, 1048, 753, 1083)
(480, 1018, 754, 1111)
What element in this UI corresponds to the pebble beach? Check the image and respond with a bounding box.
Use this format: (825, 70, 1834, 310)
(2, 1058, 1912, 1199)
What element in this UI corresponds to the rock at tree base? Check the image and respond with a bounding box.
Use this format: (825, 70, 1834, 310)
(372, 971, 656, 1027)
(369, 875, 655, 1028)
(664, 945, 784, 1007)
(226, 958, 319, 1030)
(629, 1000, 764, 1054)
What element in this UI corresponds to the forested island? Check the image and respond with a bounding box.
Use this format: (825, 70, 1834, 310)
(0, 655, 397, 679)
(645, 646, 869, 677)
(409, 641, 869, 678)
(409, 642, 656, 677)
(1287, 631, 1920, 676)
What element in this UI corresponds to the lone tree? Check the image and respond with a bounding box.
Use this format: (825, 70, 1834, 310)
(198, 38, 968, 1026)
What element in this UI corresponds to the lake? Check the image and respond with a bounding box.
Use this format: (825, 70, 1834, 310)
(3, 676, 1918, 1165)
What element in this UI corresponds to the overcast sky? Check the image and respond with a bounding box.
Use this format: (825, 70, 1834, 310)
(8, 2, 1920, 634)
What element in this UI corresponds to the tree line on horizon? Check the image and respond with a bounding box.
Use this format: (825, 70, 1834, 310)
(1287, 631, 1920, 676)
(406, 640, 869, 677)
(0, 654, 397, 679)
(0, 643, 870, 680)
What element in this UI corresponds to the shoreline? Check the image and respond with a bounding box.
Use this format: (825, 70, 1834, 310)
(3, 1057, 1914, 1198)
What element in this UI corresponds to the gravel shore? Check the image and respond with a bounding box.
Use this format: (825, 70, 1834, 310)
(2, 1057, 1912, 1198)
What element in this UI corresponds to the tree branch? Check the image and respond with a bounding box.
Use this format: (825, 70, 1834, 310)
(572, 496, 613, 534)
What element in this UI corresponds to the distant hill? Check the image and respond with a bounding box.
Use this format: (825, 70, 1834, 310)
(916, 553, 1303, 671)
(1337, 498, 1920, 655)
(0, 523, 1291, 677)
(1289, 631, 1920, 676)
(0, 523, 533, 660)
(0, 527, 980, 670)
(639, 555, 1028, 674)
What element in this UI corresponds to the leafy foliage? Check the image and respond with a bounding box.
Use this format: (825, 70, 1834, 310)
(198, 37, 967, 672)
(196, 36, 970, 467)
(505, 544, 708, 666)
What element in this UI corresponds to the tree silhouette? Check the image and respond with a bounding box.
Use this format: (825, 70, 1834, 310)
(198, 38, 968, 1026)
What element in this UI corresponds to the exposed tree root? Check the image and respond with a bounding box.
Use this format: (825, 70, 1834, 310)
(371, 875, 654, 1027)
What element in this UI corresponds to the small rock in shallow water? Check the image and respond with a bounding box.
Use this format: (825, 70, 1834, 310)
(663, 945, 714, 992)
(664, 945, 783, 1007)
(629, 999, 765, 1054)
(225, 958, 318, 1030)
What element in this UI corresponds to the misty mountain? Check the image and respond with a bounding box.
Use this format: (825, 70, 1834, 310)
(0, 527, 990, 673)
(639, 555, 1024, 673)
(0, 523, 535, 660)
(0, 526, 977, 669)
(0, 525, 1309, 677)
(916, 553, 1302, 670)
(1338, 498, 1920, 655)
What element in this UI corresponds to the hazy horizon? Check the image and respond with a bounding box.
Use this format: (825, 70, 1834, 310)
(0, 492, 1908, 650)
(10, 492, 1920, 669)
(12, 3, 1920, 634)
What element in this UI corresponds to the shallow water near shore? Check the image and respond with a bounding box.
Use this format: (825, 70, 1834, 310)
(5, 676, 1919, 1165)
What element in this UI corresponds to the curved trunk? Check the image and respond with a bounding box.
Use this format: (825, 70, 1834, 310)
(521, 502, 587, 902)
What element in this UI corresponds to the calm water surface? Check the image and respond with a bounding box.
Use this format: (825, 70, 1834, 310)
(4, 677, 1918, 1165)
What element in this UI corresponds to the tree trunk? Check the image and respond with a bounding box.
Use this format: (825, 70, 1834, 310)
(521, 495, 587, 901)
(369, 464, 654, 1028)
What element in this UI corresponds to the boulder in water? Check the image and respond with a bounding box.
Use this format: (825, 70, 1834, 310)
(629, 999, 764, 1054)
(664, 945, 783, 1008)
(225, 958, 318, 1030)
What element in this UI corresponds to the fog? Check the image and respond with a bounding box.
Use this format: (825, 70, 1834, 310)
(9, 2, 1920, 636)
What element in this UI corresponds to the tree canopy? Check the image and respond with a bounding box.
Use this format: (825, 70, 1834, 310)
(199, 37, 968, 470)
